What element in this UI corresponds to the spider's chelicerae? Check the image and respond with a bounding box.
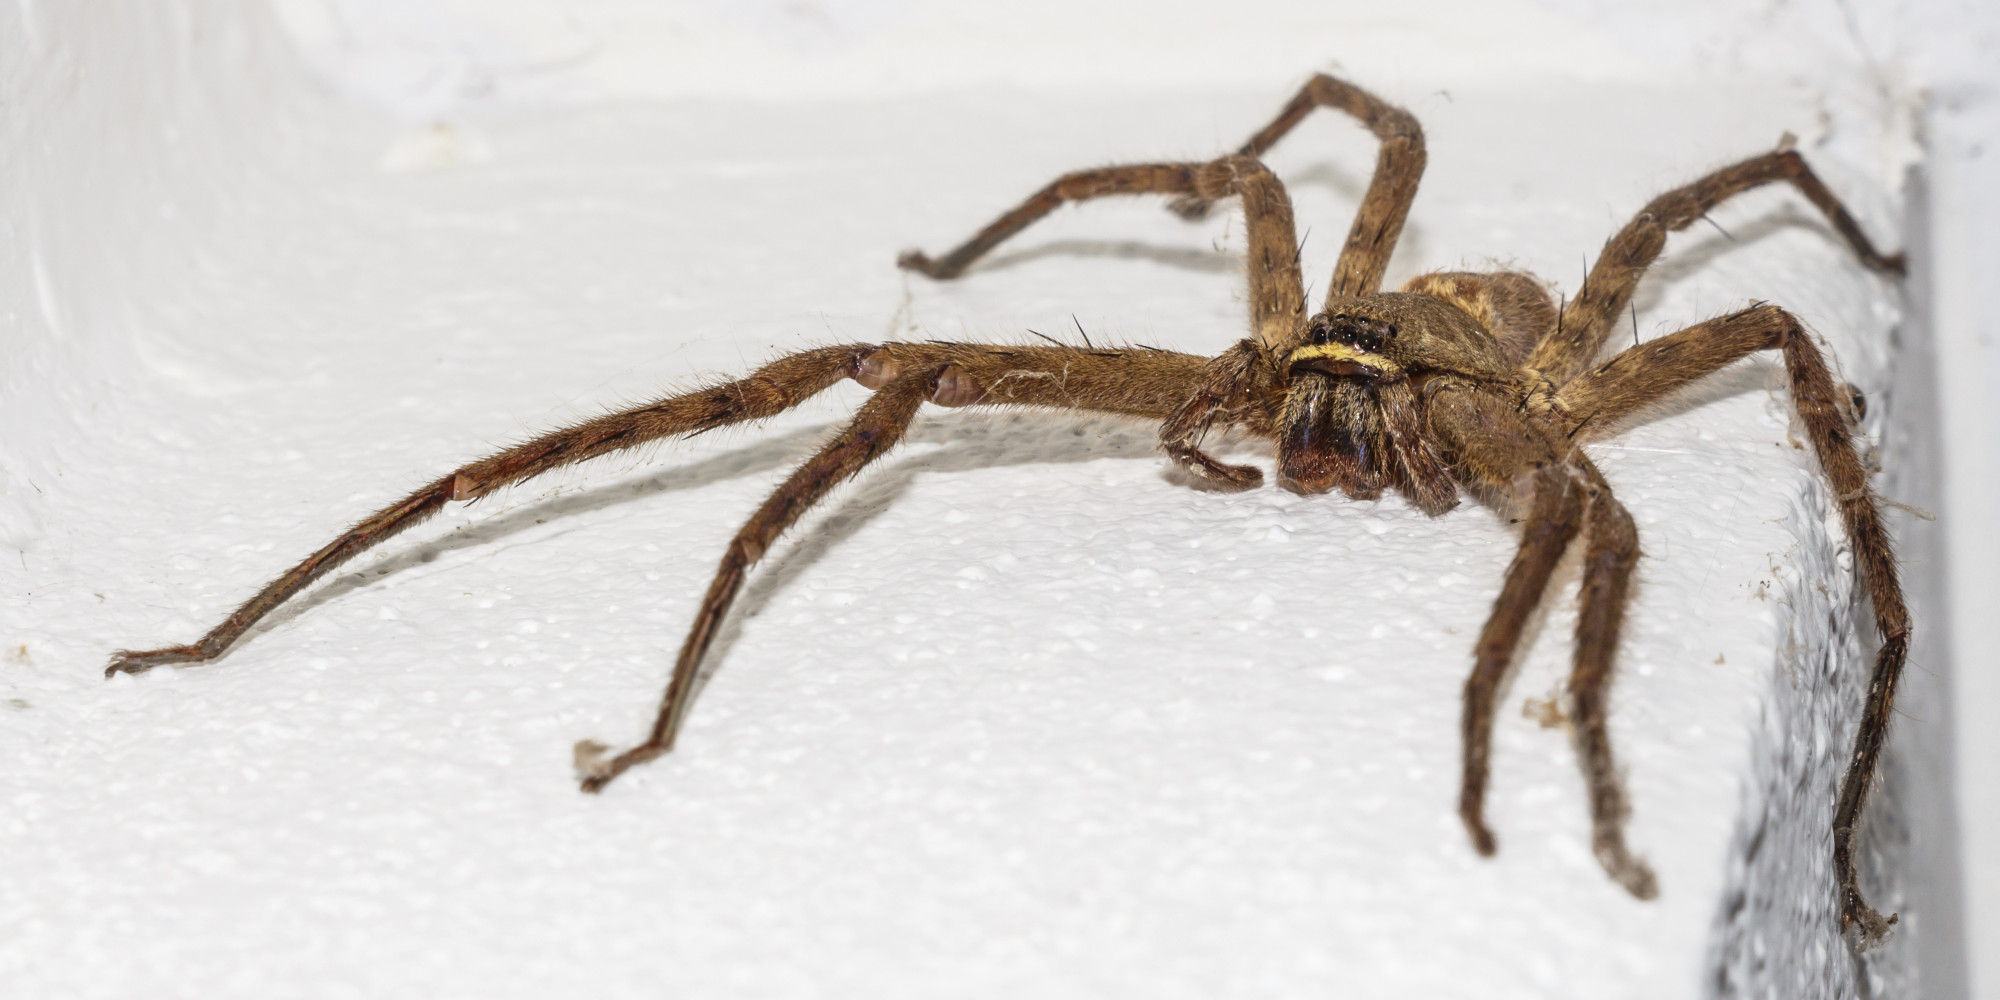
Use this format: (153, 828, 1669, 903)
(110, 74, 1909, 939)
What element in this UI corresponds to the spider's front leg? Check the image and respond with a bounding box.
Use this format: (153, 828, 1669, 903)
(577, 342, 1224, 791)
(1549, 303, 1910, 939)
(106, 345, 878, 676)
(1426, 384, 1657, 899)
(574, 373, 934, 791)
(1167, 73, 1426, 301)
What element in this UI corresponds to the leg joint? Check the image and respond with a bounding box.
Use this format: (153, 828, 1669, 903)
(927, 364, 987, 407)
(1198, 155, 1280, 199)
(1734, 303, 1804, 348)
(854, 346, 898, 388)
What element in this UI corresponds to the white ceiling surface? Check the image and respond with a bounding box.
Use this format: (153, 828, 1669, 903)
(3, 1, 1985, 997)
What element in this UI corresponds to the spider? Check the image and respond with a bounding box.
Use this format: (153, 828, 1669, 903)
(108, 73, 1908, 940)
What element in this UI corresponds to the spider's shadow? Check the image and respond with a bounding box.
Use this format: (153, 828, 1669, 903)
(977, 238, 1240, 276)
(1628, 203, 1830, 318)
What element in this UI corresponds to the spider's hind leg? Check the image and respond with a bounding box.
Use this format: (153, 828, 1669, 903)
(1528, 144, 1903, 388)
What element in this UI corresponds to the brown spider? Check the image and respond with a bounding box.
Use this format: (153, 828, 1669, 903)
(107, 74, 1908, 940)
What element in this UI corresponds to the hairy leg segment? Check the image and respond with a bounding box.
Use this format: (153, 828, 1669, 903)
(110, 343, 1219, 793)
(1548, 303, 1909, 937)
(105, 345, 878, 677)
(898, 156, 1306, 349)
(1165, 73, 1425, 301)
(1422, 383, 1657, 896)
(1529, 144, 1905, 387)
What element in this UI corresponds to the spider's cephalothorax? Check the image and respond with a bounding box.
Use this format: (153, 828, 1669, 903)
(1274, 291, 1519, 512)
(109, 74, 1910, 942)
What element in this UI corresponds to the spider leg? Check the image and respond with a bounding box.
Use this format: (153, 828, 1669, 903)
(106, 345, 876, 676)
(577, 342, 1227, 791)
(1423, 387, 1584, 859)
(1569, 468, 1657, 899)
(1430, 385, 1660, 897)
(1527, 145, 1904, 387)
(1550, 303, 1909, 938)
(899, 157, 1306, 350)
(928, 336, 1275, 491)
(1169, 73, 1425, 302)
(577, 374, 933, 792)
(1460, 463, 1583, 858)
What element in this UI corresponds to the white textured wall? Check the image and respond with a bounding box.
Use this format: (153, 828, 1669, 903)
(2, 2, 1980, 997)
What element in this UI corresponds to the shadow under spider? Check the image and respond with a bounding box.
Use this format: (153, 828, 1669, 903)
(706, 412, 1171, 691)
(1628, 203, 1836, 317)
(974, 239, 1243, 277)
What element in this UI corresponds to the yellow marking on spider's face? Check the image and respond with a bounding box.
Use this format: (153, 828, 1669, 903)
(1287, 341, 1403, 374)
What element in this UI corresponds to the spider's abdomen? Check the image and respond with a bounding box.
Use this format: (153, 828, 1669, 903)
(1401, 271, 1559, 367)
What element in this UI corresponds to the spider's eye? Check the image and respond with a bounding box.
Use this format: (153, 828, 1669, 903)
(1313, 314, 1396, 352)
(1354, 322, 1395, 352)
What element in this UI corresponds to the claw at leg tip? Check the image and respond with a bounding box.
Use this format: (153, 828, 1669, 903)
(1593, 840, 1657, 899)
(1844, 900, 1898, 947)
(573, 739, 619, 792)
(573, 738, 611, 770)
(1463, 816, 1497, 857)
(572, 739, 672, 793)
(105, 649, 159, 678)
(1622, 864, 1659, 901)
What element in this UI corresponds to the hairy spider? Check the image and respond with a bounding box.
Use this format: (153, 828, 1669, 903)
(108, 74, 1908, 940)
